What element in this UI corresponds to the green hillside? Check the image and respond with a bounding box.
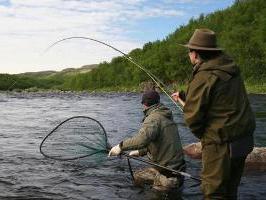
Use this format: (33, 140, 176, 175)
(1, 0, 265, 93)
(0, 64, 98, 91)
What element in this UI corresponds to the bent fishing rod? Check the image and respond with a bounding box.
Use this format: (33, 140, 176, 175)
(44, 37, 183, 112)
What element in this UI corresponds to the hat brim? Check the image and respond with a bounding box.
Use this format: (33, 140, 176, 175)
(178, 43, 223, 51)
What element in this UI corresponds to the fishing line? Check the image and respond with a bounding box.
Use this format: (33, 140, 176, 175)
(44, 37, 183, 112)
(2, 75, 17, 99)
(40, 116, 200, 182)
(7, 80, 17, 91)
(43, 38, 203, 183)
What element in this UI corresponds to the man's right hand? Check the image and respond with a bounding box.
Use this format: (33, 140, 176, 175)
(171, 91, 180, 102)
(108, 144, 122, 157)
(171, 91, 185, 107)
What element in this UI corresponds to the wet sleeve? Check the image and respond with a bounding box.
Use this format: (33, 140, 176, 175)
(184, 74, 213, 138)
(121, 117, 160, 151)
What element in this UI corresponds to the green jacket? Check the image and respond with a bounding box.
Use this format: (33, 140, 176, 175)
(184, 53, 255, 145)
(121, 103, 185, 171)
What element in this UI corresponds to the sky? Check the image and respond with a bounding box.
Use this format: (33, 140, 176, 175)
(0, 0, 235, 74)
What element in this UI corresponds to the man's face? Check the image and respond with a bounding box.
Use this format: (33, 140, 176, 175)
(188, 50, 197, 65)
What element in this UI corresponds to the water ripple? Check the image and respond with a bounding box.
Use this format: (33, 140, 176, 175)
(0, 92, 265, 199)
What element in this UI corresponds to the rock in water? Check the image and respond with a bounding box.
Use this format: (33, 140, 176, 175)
(183, 142, 266, 171)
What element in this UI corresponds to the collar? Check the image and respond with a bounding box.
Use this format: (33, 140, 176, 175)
(142, 103, 160, 121)
(192, 61, 204, 76)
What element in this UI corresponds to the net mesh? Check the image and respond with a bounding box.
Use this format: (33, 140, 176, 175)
(40, 116, 110, 161)
(39, 116, 200, 183)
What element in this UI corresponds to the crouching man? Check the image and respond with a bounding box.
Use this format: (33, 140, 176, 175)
(109, 90, 186, 191)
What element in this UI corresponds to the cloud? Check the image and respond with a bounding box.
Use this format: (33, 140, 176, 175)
(2, 0, 185, 34)
(162, 0, 212, 3)
(1, 0, 224, 73)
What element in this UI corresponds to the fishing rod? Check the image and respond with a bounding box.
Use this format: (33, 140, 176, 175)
(106, 147, 200, 182)
(44, 37, 183, 112)
(121, 152, 201, 182)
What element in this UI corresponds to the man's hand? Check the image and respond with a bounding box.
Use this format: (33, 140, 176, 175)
(171, 92, 180, 102)
(108, 144, 122, 156)
(171, 91, 185, 107)
(129, 150, 140, 157)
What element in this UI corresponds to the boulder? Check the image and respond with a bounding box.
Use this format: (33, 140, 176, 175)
(183, 142, 266, 171)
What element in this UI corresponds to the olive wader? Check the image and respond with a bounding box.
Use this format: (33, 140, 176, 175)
(184, 54, 255, 200)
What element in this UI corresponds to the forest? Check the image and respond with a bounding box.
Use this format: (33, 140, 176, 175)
(0, 0, 265, 93)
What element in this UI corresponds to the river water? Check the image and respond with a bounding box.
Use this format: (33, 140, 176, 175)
(0, 92, 265, 200)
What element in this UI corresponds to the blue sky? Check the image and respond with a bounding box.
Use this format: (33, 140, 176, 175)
(0, 0, 234, 74)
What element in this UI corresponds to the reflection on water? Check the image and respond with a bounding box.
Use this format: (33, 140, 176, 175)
(0, 92, 265, 200)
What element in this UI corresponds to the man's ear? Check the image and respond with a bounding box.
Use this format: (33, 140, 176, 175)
(195, 51, 200, 60)
(192, 51, 197, 58)
(142, 103, 148, 108)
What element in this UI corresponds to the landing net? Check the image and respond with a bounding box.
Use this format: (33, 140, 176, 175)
(40, 116, 110, 161)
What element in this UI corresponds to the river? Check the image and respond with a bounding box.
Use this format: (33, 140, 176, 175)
(0, 92, 265, 200)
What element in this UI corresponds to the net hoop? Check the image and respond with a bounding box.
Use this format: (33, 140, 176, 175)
(39, 116, 109, 161)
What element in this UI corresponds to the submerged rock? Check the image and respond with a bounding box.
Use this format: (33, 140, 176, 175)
(183, 142, 266, 171)
(133, 167, 182, 192)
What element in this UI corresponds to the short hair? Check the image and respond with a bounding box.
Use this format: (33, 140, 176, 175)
(189, 49, 222, 60)
(141, 90, 160, 106)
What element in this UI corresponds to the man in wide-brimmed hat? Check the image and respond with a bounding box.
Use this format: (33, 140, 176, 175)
(172, 29, 255, 199)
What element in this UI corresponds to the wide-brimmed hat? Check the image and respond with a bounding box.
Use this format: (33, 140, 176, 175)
(179, 29, 223, 51)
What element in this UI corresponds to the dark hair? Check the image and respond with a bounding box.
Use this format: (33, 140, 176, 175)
(189, 49, 222, 60)
(141, 90, 160, 106)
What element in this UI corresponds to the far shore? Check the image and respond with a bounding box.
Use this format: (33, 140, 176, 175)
(0, 82, 265, 95)
(1, 89, 265, 96)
